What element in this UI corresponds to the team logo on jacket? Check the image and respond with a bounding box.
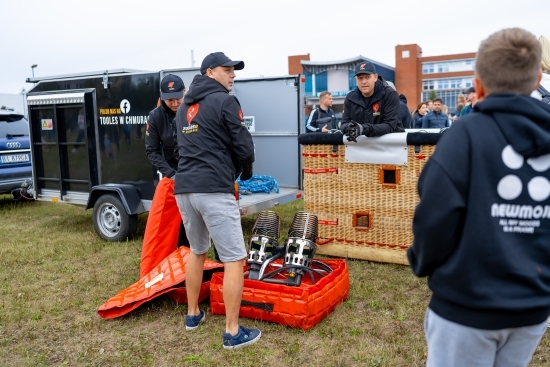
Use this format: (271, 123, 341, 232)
(492, 145, 550, 233)
(187, 103, 199, 124)
(372, 103, 379, 112)
(238, 109, 244, 122)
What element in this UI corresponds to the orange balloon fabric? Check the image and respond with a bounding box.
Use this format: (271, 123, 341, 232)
(98, 247, 224, 319)
(140, 177, 181, 278)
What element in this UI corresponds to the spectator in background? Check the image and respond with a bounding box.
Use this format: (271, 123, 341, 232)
(398, 94, 414, 129)
(425, 100, 434, 112)
(450, 94, 465, 123)
(531, 34, 550, 330)
(531, 34, 550, 103)
(455, 94, 465, 114)
(305, 91, 336, 133)
(460, 87, 478, 116)
(386, 81, 413, 129)
(422, 98, 449, 128)
(412, 102, 427, 128)
(441, 105, 453, 126)
(455, 103, 464, 117)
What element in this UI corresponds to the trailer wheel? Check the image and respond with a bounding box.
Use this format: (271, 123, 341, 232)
(93, 194, 138, 241)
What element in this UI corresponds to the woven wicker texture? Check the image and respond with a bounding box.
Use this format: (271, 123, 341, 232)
(302, 143, 436, 264)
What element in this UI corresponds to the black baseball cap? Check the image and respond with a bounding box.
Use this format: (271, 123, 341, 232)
(200, 52, 245, 75)
(463, 86, 476, 94)
(354, 61, 377, 76)
(160, 74, 185, 100)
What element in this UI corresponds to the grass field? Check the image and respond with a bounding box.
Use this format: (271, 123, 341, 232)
(0, 195, 549, 367)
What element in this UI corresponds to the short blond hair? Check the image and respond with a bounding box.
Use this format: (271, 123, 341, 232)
(319, 91, 331, 100)
(475, 28, 541, 95)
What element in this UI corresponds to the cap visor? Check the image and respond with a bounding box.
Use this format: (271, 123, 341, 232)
(221, 60, 245, 70)
(161, 90, 184, 100)
(355, 71, 374, 76)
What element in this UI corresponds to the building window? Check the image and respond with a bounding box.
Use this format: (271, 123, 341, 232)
(422, 59, 475, 75)
(402, 50, 410, 58)
(304, 70, 312, 96)
(423, 63, 435, 74)
(423, 77, 473, 91)
(348, 70, 357, 90)
(352, 211, 372, 230)
(315, 71, 328, 95)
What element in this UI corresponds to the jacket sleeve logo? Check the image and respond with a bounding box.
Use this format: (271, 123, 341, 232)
(238, 109, 244, 122)
(187, 103, 199, 124)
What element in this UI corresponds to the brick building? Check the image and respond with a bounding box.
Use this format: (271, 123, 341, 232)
(395, 44, 476, 113)
(289, 45, 476, 118)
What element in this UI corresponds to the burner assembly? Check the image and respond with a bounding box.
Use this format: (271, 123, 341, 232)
(246, 210, 283, 280)
(246, 211, 332, 286)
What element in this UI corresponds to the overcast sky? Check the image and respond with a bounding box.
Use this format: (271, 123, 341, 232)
(1, 0, 548, 94)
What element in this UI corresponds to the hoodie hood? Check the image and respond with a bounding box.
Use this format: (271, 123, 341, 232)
(399, 94, 407, 104)
(474, 94, 550, 158)
(184, 74, 228, 105)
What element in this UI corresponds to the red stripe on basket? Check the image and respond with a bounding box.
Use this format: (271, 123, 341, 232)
(303, 168, 338, 174)
(414, 155, 426, 159)
(318, 219, 338, 225)
(316, 238, 334, 245)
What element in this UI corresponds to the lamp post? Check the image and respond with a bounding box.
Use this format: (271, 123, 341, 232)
(31, 64, 38, 78)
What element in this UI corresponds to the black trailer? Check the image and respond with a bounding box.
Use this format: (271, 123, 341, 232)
(26, 69, 304, 241)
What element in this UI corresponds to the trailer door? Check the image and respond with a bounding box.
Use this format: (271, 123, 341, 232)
(27, 90, 97, 204)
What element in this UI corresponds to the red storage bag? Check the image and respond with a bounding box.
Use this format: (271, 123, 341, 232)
(210, 259, 349, 330)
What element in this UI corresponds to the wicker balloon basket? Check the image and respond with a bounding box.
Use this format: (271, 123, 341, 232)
(302, 143, 436, 265)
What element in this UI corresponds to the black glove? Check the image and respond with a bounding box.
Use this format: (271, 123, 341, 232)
(240, 165, 253, 181)
(346, 121, 364, 142)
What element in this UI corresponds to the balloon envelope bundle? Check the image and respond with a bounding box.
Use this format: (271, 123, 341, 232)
(210, 210, 350, 330)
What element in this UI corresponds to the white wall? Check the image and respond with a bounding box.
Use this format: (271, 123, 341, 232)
(327, 69, 349, 92)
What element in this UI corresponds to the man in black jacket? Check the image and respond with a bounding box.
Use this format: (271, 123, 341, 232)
(408, 28, 550, 367)
(305, 91, 336, 133)
(145, 74, 189, 248)
(173, 52, 260, 349)
(340, 61, 404, 141)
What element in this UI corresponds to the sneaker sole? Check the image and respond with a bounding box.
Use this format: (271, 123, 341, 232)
(223, 331, 261, 350)
(185, 313, 205, 331)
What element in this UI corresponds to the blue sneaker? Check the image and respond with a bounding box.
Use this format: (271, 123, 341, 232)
(223, 325, 261, 350)
(185, 310, 205, 331)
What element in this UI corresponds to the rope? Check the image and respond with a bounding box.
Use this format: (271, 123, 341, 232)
(236, 175, 280, 195)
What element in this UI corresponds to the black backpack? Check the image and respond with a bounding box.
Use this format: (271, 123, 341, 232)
(537, 84, 550, 104)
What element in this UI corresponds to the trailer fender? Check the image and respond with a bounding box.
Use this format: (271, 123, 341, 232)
(86, 184, 146, 215)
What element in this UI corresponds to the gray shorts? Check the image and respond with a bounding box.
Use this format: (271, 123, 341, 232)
(174, 193, 247, 263)
(424, 308, 547, 367)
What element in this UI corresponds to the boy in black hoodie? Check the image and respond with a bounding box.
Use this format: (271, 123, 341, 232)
(408, 28, 550, 367)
